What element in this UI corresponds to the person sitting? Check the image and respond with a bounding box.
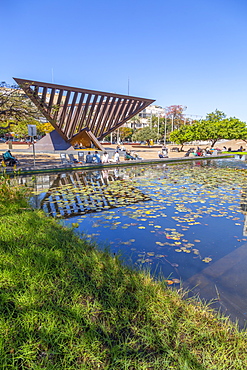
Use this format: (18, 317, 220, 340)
(162, 145, 168, 157)
(85, 151, 94, 163)
(132, 151, 142, 160)
(158, 151, 165, 158)
(93, 151, 102, 163)
(3, 150, 17, 166)
(101, 151, 109, 163)
(113, 151, 120, 163)
(125, 150, 135, 160)
(184, 149, 192, 157)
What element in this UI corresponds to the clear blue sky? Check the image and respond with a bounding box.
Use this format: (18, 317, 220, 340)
(2, 0, 247, 121)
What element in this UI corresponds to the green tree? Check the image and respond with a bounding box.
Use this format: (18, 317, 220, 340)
(36, 121, 54, 136)
(168, 109, 247, 148)
(169, 125, 194, 151)
(119, 127, 133, 141)
(205, 109, 226, 122)
(132, 126, 161, 142)
(192, 116, 246, 147)
(0, 88, 39, 123)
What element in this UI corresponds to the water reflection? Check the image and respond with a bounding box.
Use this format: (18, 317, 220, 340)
(30, 169, 150, 218)
(25, 159, 247, 328)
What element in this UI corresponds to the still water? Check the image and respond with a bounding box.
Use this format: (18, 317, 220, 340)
(24, 158, 247, 328)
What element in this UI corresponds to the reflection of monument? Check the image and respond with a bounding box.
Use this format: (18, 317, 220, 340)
(36, 170, 150, 218)
(14, 78, 155, 151)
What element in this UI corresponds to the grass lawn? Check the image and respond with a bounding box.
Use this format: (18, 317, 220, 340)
(0, 175, 247, 369)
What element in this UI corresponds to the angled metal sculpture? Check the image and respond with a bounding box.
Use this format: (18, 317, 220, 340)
(14, 78, 155, 150)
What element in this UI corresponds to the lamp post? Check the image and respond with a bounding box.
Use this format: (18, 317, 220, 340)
(164, 115, 167, 145)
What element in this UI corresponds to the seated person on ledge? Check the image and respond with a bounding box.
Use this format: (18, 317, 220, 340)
(125, 150, 136, 160)
(3, 150, 17, 166)
(93, 151, 102, 163)
(158, 151, 165, 158)
(85, 151, 94, 163)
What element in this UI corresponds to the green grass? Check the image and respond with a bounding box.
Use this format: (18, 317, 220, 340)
(0, 176, 247, 369)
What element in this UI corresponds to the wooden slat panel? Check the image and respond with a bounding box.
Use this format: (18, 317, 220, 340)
(58, 90, 71, 130)
(34, 85, 39, 97)
(104, 98, 122, 133)
(77, 94, 92, 132)
(85, 94, 98, 129)
(48, 88, 56, 112)
(99, 100, 145, 140)
(118, 99, 133, 123)
(64, 92, 78, 137)
(41, 87, 47, 105)
(53, 89, 64, 121)
(89, 95, 104, 131)
(68, 93, 85, 138)
(98, 97, 116, 137)
(21, 84, 68, 141)
(111, 99, 128, 128)
(94, 96, 111, 137)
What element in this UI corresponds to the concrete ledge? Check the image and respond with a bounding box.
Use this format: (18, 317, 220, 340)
(0, 154, 233, 177)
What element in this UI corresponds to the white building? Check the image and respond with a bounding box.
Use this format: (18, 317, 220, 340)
(126, 105, 165, 129)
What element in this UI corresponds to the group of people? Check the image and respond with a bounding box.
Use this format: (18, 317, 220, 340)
(125, 150, 142, 160)
(85, 150, 120, 164)
(85, 149, 144, 164)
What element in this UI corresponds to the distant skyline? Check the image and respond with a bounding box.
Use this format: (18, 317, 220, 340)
(2, 0, 247, 121)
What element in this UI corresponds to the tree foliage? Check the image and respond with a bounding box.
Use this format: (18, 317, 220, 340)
(169, 125, 193, 151)
(165, 105, 187, 130)
(0, 88, 40, 123)
(132, 126, 161, 142)
(119, 127, 133, 141)
(169, 109, 247, 148)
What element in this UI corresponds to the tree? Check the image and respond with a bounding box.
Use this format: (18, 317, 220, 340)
(36, 121, 54, 136)
(170, 109, 247, 148)
(128, 115, 141, 130)
(169, 125, 194, 151)
(132, 126, 161, 142)
(165, 105, 187, 130)
(0, 87, 39, 123)
(119, 127, 133, 141)
(192, 110, 246, 147)
(204, 109, 226, 122)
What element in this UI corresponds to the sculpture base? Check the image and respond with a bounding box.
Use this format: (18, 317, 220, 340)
(32, 130, 74, 151)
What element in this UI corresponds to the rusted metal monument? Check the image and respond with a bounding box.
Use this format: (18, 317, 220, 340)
(14, 78, 155, 151)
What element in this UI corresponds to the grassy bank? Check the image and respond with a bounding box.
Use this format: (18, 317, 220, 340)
(0, 176, 247, 369)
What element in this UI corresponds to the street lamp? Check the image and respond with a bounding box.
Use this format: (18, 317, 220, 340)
(164, 114, 167, 145)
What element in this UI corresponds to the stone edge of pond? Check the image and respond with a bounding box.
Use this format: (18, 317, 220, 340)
(0, 154, 234, 177)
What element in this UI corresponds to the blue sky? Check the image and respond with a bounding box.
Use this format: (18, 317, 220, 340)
(2, 0, 247, 121)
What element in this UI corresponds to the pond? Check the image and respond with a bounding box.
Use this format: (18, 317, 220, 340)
(23, 158, 247, 329)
